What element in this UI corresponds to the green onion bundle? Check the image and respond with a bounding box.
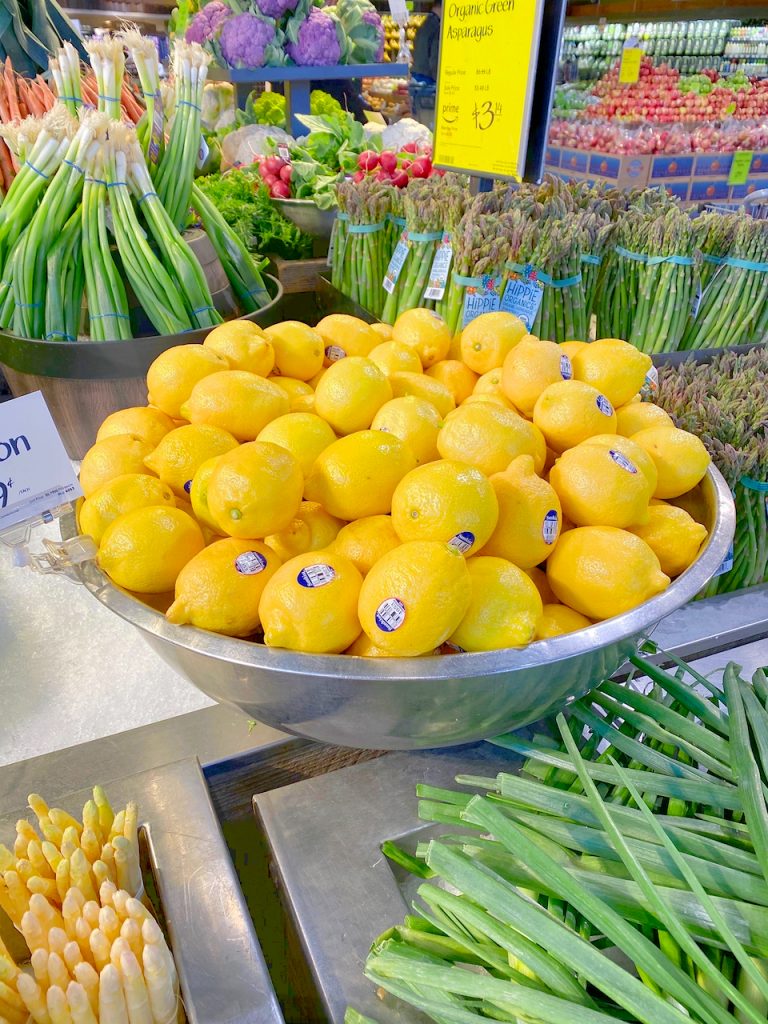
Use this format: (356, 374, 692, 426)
(351, 650, 768, 1024)
(122, 30, 163, 166)
(49, 42, 82, 118)
(45, 210, 83, 343)
(680, 218, 768, 350)
(85, 36, 125, 122)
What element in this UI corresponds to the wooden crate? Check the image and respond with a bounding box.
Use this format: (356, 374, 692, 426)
(269, 256, 330, 295)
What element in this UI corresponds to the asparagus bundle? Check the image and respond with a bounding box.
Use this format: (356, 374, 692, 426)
(334, 178, 391, 317)
(580, 212, 616, 322)
(680, 217, 768, 350)
(691, 210, 742, 290)
(437, 208, 509, 335)
(382, 181, 444, 324)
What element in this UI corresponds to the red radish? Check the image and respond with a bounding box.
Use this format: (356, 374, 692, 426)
(358, 150, 380, 171)
(263, 173, 278, 188)
(374, 169, 392, 182)
(279, 164, 292, 183)
(379, 150, 398, 173)
(410, 157, 432, 178)
(400, 159, 412, 171)
(401, 142, 418, 153)
(391, 169, 409, 188)
(271, 180, 291, 199)
(258, 162, 273, 181)
(264, 155, 285, 175)
(352, 169, 366, 183)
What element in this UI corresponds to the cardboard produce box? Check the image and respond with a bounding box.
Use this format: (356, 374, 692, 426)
(545, 146, 650, 189)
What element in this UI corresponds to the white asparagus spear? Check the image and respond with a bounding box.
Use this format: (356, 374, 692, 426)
(82, 803, 102, 846)
(27, 877, 59, 902)
(93, 788, 114, 839)
(109, 812, 126, 843)
(48, 952, 70, 992)
(47, 986, 74, 1024)
(16, 973, 52, 1024)
(70, 854, 97, 904)
(99, 965, 129, 1024)
(140, 920, 177, 996)
(99, 906, 121, 945)
(41, 843, 63, 874)
(27, 795, 50, 823)
(66, 983, 97, 1024)
(72, 964, 99, 1018)
(3, 873, 29, 924)
(0, 848, 13, 874)
(49, 811, 81, 836)
(142, 944, 177, 1024)
(82, 903, 99, 931)
(62, 891, 81, 941)
(63, 940, 83, 974)
(31, 948, 49, 987)
(89, 929, 111, 973)
(56, 862, 71, 906)
(119, 950, 153, 1024)
(99, 881, 117, 909)
(120, 919, 142, 963)
(48, 927, 68, 957)
(30, 894, 65, 932)
(123, 900, 149, 926)
(74, 918, 94, 966)
(21, 909, 49, 952)
(111, 890, 128, 920)
(93, 861, 112, 890)
(109, 938, 130, 974)
(0, 982, 24, 1014)
(79, 832, 100, 867)
(27, 841, 55, 880)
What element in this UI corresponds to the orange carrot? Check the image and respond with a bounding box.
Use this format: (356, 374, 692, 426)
(35, 76, 55, 111)
(15, 77, 30, 118)
(0, 139, 15, 190)
(4, 61, 20, 121)
(22, 80, 45, 118)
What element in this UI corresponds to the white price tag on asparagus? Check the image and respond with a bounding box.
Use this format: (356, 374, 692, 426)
(0, 392, 81, 530)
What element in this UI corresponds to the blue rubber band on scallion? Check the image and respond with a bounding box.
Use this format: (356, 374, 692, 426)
(91, 312, 130, 320)
(63, 159, 85, 175)
(177, 99, 202, 112)
(137, 191, 159, 204)
(25, 161, 49, 180)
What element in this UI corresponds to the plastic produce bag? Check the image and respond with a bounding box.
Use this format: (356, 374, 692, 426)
(221, 124, 294, 169)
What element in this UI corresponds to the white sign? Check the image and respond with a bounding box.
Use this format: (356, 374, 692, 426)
(0, 392, 81, 530)
(388, 0, 409, 26)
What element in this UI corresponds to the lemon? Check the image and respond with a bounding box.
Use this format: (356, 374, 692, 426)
(501, 336, 572, 418)
(207, 441, 303, 539)
(268, 376, 314, 411)
(313, 357, 393, 435)
(629, 502, 708, 577)
(547, 526, 670, 620)
(369, 340, 422, 376)
(146, 344, 229, 418)
(257, 412, 336, 477)
(358, 541, 471, 656)
(535, 603, 592, 640)
(189, 456, 225, 534)
(263, 321, 325, 380)
(450, 556, 542, 651)
(426, 360, 478, 404)
(330, 515, 401, 575)
(144, 423, 238, 498)
(179, 370, 289, 442)
(259, 550, 362, 653)
(525, 565, 556, 605)
(166, 538, 280, 636)
(96, 407, 176, 448)
(578, 433, 658, 493)
(80, 435, 157, 497)
(264, 501, 345, 561)
(460, 312, 527, 375)
(98, 506, 204, 594)
(79, 474, 176, 544)
(305, 430, 416, 520)
(345, 632, 398, 657)
(203, 321, 274, 377)
(371, 396, 442, 465)
(438, 402, 546, 476)
(371, 322, 393, 341)
(389, 372, 455, 417)
(559, 341, 590, 361)
(481, 454, 562, 568)
(391, 460, 498, 555)
(308, 367, 327, 388)
(472, 368, 507, 399)
(533, 380, 617, 454)
(616, 401, 673, 437)
(462, 393, 516, 411)
(631, 426, 711, 499)
(316, 314, 380, 363)
(292, 393, 316, 414)
(572, 338, 652, 409)
(550, 443, 652, 529)
(392, 308, 452, 368)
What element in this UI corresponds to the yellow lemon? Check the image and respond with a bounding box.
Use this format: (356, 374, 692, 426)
(330, 515, 401, 575)
(533, 380, 617, 454)
(450, 556, 542, 651)
(96, 406, 175, 448)
(631, 426, 711, 499)
(305, 430, 416, 520)
(473, 368, 507, 399)
(259, 550, 362, 653)
(79, 474, 176, 545)
(370, 322, 393, 341)
(559, 341, 590, 361)
(345, 632, 399, 657)
(550, 444, 652, 529)
(263, 321, 325, 380)
(629, 502, 708, 578)
(98, 506, 204, 594)
(572, 338, 652, 409)
(438, 402, 546, 476)
(460, 312, 527, 375)
(547, 526, 670, 621)
(313, 357, 393, 435)
(80, 435, 157, 498)
(189, 456, 226, 534)
(525, 566, 556, 605)
(481, 455, 562, 568)
(392, 308, 452, 368)
(616, 401, 673, 437)
(358, 541, 471, 656)
(389, 372, 455, 418)
(426, 360, 478, 405)
(462, 393, 516, 411)
(203, 321, 274, 377)
(292, 393, 315, 414)
(144, 423, 238, 498)
(268, 376, 314, 411)
(535, 603, 592, 640)
(264, 501, 345, 561)
(179, 370, 289, 442)
(501, 336, 572, 418)
(146, 344, 229, 418)
(578, 433, 658, 493)
(369, 340, 422, 376)
(371, 396, 442, 465)
(391, 460, 498, 555)
(257, 412, 336, 477)
(166, 538, 280, 636)
(309, 367, 327, 388)
(207, 441, 303, 539)
(316, 314, 380, 363)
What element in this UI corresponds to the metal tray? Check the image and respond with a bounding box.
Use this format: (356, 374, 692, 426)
(0, 756, 284, 1024)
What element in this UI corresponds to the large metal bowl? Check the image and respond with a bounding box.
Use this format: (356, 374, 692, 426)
(273, 198, 337, 239)
(66, 467, 734, 750)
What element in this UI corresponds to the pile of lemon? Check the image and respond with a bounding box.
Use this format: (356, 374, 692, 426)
(77, 309, 711, 657)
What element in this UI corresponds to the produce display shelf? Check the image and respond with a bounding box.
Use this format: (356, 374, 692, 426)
(208, 63, 408, 134)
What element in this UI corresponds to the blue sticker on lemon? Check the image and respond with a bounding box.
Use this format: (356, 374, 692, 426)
(297, 563, 336, 588)
(560, 354, 572, 380)
(596, 394, 613, 416)
(235, 551, 267, 576)
(448, 531, 475, 554)
(375, 597, 406, 632)
(542, 509, 559, 544)
(609, 450, 637, 474)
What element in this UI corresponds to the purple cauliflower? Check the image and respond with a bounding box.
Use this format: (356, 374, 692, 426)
(185, 1, 231, 44)
(361, 8, 384, 61)
(254, 0, 299, 19)
(219, 12, 286, 68)
(285, 9, 345, 66)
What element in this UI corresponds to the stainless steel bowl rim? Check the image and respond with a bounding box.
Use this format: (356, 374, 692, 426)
(72, 465, 735, 684)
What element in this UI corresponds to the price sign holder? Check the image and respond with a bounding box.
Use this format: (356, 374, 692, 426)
(0, 392, 94, 576)
(619, 38, 643, 84)
(729, 151, 753, 187)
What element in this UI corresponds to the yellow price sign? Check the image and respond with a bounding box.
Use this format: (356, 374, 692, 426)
(619, 47, 643, 84)
(433, 0, 546, 181)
